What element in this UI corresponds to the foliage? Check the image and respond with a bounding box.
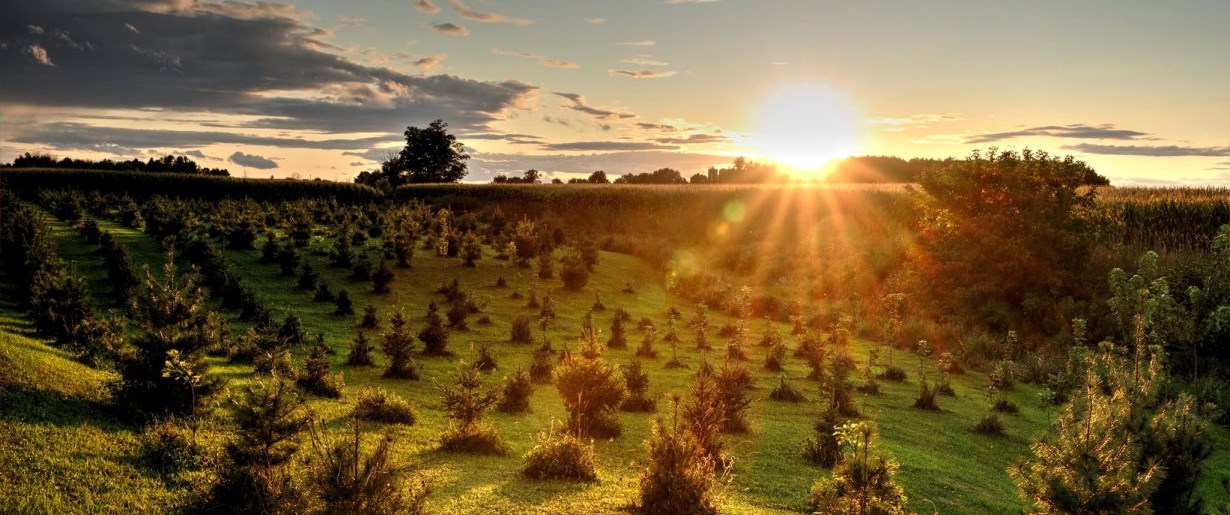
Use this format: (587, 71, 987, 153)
(521, 423, 598, 482)
(810, 421, 908, 515)
(637, 402, 720, 515)
(297, 337, 344, 398)
(554, 344, 627, 438)
(436, 360, 504, 454)
(213, 375, 310, 514)
(352, 387, 416, 425)
(346, 330, 375, 366)
(380, 308, 418, 379)
(418, 301, 451, 356)
(769, 374, 806, 402)
(621, 359, 658, 412)
(497, 367, 534, 413)
(308, 420, 427, 515)
(803, 407, 846, 468)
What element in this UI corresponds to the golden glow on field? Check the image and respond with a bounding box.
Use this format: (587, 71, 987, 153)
(748, 84, 862, 174)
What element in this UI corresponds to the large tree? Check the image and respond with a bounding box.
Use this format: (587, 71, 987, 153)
(387, 119, 470, 184)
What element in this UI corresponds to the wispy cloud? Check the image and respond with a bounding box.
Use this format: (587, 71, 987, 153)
(492, 48, 578, 69)
(414, 0, 440, 14)
(637, 122, 676, 131)
(447, 0, 533, 25)
(413, 54, 446, 73)
(1209, 161, 1230, 170)
(667, 0, 723, 3)
(1062, 143, 1230, 157)
(431, 22, 469, 36)
(617, 40, 655, 46)
(124, 23, 140, 34)
(554, 92, 635, 121)
(26, 45, 55, 67)
(586, 17, 606, 24)
(541, 141, 678, 151)
(608, 69, 676, 79)
(621, 55, 668, 66)
(653, 133, 727, 145)
(966, 123, 1153, 144)
(867, 114, 962, 127)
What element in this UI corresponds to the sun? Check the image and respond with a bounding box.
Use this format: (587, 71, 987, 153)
(748, 84, 862, 173)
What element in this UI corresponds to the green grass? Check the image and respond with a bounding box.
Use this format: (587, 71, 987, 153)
(3, 209, 1228, 514)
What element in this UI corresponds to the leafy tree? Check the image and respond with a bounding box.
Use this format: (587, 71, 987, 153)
(376, 119, 470, 184)
(917, 148, 1096, 333)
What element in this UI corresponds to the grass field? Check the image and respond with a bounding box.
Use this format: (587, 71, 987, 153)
(2, 206, 1227, 514)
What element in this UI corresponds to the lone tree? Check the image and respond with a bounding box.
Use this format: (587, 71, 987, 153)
(368, 119, 470, 185)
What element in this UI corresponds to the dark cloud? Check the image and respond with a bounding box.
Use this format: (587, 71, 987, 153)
(540, 141, 678, 151)
(228, 151, 277, 169)
(608, 69, 676, 78)
(553, 92, 635, 121)
(431, 22, 469, 35)
(1062, 143, 1230, 157)
(966, 124, 1152, 144)
(636, 122, 676, 131)
(9, 122, 396, 153)
(447, 0, 532, 25)
(0, 0, 536, 138)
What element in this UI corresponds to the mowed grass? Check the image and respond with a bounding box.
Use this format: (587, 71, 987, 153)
(4, 208, 1227, 513)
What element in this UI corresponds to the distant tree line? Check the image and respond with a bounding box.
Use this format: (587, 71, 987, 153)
(5, 152, 230, 176)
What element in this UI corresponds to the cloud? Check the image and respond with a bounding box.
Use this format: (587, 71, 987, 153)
(540, 141, 678, 151)
(124, 22, 140, 33)
(1210, 161, 1230, 170)
(414, 0, 440, 14)
(653, 133, 728, 145)
(1061, 143, 1230, 157)
(431, 22, 469, 35)
(9, 122, 398, 153)
(413, 54, 446, 73)
(446, 0, 533, 25)
(617, 40, 655, 46)
(586, 17, 606, 24)
(621, 55, 668, 66)
(608, 69, 676, 79)
(335, 15, 365, 28)
(27, 25, 45, 35)
(25, 45, 55, 67)
(966, 123, 1152, 144)
(867, 114, 961, 127)
(554, 92, 635, 121)
(636, 122, 676, 131)
(667, 0, 722, 3)
(228, 151, 278, 169)
(492, 48, 578, 69)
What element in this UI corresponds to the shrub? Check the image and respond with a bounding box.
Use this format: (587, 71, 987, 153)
(509, 315, 533, 344)
(970, 414, 1006, 436)
(352, 387, 416, 425)
(381, 308, 419, 380)
(437, 361, 504, 454)
(346, 331, 374, 367)
(521, 424, 598, 481)
(621, 359, 657, 412)
(371, 259, 395, 294)
(309, 422, 427, 515)
(560, 251, 589, 290)
(912, 375, 941, 411)
(555, 347, 627, 438)
(213, 375, 310, 514)
(635, 327, 658, 359)
(359, 303, 379, 329)
(473, 342, 497, 371)
(989, 359, 1015, 391)
(682, 366, 727, 468)
(809, 421, 907, 514)
(716, 360, 754, 433)
(141, 417, 203, 474)
(418, 301, 451, 356)
(608, 314, 628, 349)
(313, 282, 335, 302)
(350, 256, 372, 280)
(803, 408, 845, 468)
(446, 298, 469, 330)
(763, 340, 786, 371)
(877, 364, 907, 382)
(298, 262, 319, 290)
(637, 412, 719, 515)
(529, 345, 555, 384)
(992, 399, 1020, 414)
(770, 374, 806, 403)
(297, 337, 344, 398)
(333, 289, 354, 316)
(497, 368, 533, 413)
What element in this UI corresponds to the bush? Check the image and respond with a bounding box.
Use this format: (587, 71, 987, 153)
(141, 417, 203, 474)
(309, 422, 427, 515)
(371, 259, 395, 294)
(509, 315, 533, 344)
(521, 424, 597, 481)
(381, 308, 419, 380)
(716, 360, 754, 433)
(352, 388, 416, 425)
(560, 252, 590, 290)
(621, 359, 658, 412)
(769, 375, 806, 402)
(333, 289, 354, 316)
(473, 342, 497, 371)
(970, 414, 1006, 436)
(346, 331, 374, 367)
(803, 408, 844, 468)
(555, 350, 627, 438)
(418, 302, 451, 356)
(763, 340, 786, 371)
(437, 361, 504, 454)
(877, 364, 907, 382)
(992, 399, 1019, 414)
(297, 339, 344, 398)
(497, 368, 534, 413)
(637, 415, 719, 515)
(608, 314, 628, 349)
(809, 421, 907, 514)
(912, 375, 941, 411)
(214, 375, 310, 514)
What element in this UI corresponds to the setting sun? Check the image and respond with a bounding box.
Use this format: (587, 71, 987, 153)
(748, 84, 862, 173)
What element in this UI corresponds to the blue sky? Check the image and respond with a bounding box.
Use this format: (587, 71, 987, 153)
(1, 0, 1227, 183)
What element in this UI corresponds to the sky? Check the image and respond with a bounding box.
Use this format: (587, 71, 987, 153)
(1, 0, 1227, 185)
